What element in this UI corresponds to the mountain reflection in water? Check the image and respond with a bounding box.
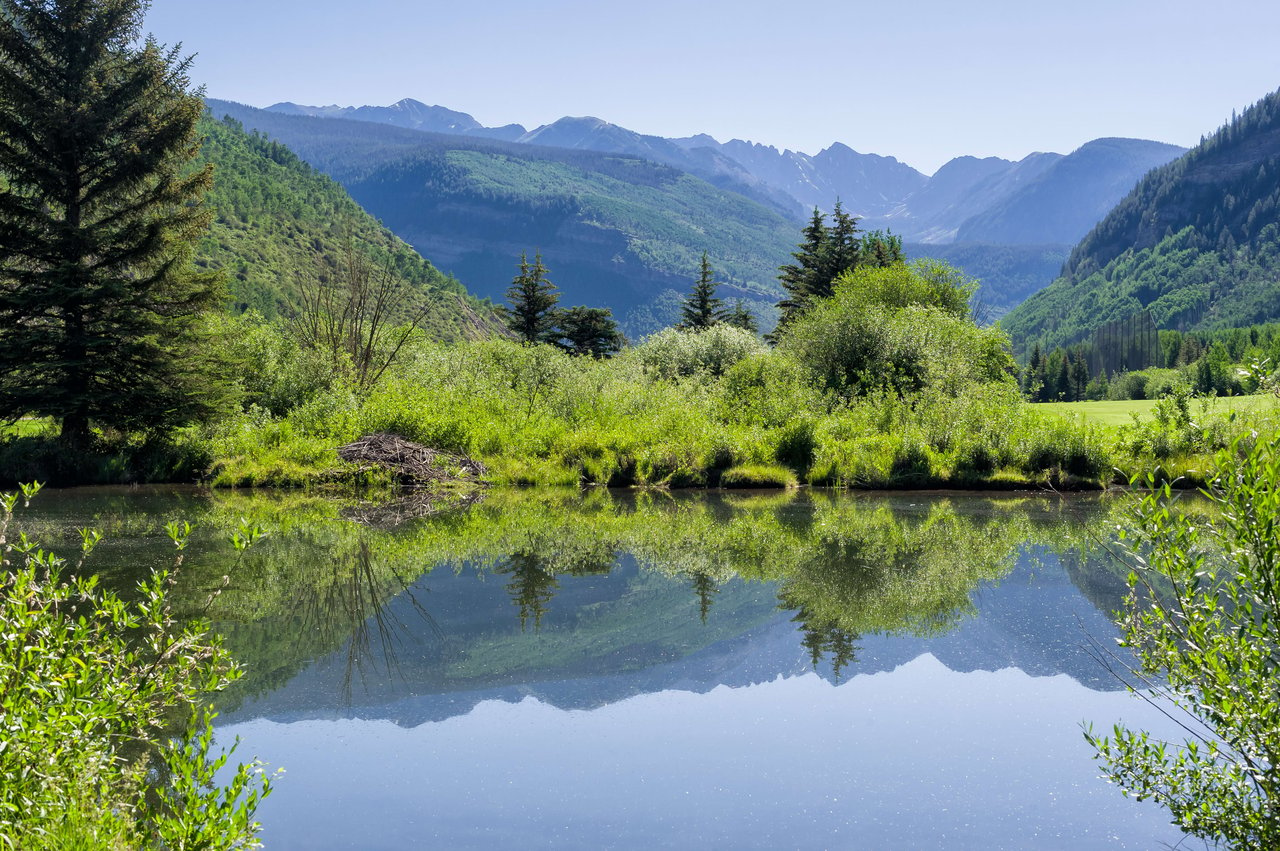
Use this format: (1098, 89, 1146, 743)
(16, 487, 1186, 849)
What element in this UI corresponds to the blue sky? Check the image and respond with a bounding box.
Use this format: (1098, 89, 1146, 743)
(146, 0, 1280, 174)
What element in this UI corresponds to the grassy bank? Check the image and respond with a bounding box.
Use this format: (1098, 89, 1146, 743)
(7, 334, 1270, 493)
(5, 263, 1274, 493)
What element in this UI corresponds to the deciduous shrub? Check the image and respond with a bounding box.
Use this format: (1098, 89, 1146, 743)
(632, 325, 766, 379)
(0, 485, 272, 848)
(1088, 437, 1280, 848)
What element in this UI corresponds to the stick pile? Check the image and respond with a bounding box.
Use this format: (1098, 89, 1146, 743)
(337, 433, 488, 488)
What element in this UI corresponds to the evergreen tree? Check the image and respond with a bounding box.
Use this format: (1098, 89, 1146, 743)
(555, 306, 625, 357)
(724, 300, 759, 335)
(1069, 350, 1091, 401)
(679, 252, 725, 330)
(0, 0, 230, 445)
(499, 551, 558, 632)
(862, 229, 905, 267)
(775, 208, 828, 332)
(774, 204, 904, 335)
(691, 572, 718, 625)
(502, 252, 560, 344)
(1055, 354, 1072, 401)
(1023, 343, 1044, 397)
(816, 200, 861, 297)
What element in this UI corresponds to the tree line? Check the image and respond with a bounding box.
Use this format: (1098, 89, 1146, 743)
(1023, 319, 1280, 401)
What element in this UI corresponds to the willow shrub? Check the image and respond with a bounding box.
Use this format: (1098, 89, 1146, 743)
(1088, 437, 1280, 848)
(632, 324, 767, 379)
(0, 485, 272, 849)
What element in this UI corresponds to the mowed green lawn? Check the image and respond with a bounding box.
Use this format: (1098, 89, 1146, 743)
(1036, 396, 1276, 427)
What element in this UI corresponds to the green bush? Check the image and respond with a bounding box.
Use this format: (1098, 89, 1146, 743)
(1088, 437, 1280, 847)
(212, 312, 338, 417)
(718, 351, 820, 429)
(0, 485, 272, 848)
(632, 324, 766, 379)
(718, 464, 799, 489)
(1011, 412, 1112, 480)
(780, 263, 1014, 400)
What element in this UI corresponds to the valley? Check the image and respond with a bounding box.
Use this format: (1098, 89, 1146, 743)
(3, 2, 1280, 848)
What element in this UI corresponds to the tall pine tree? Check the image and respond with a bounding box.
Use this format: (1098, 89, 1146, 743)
(773, 202, 904, 336)
(679, 252, 725, 330)
(776, 208, 828, 331)
(816, 200, 861, 296)
(502, 252, 560, 344)
(0, 0, 230, 445)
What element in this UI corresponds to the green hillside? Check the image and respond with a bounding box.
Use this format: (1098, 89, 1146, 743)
(1002, 87, 1280, 353)
(195, 114, 498, 340)
(206, 99, 799, 335)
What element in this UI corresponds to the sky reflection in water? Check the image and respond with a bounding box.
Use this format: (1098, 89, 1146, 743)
(17, 488, 1191, 848)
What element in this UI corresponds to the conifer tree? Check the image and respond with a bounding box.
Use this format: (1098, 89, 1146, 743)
(1069, 350, 1091, 401)
(555, 306, 625, 357)
(679, 252, 725, 330)
(861, 230, 905, 268)
(1023, 342, 1045, 398)
(776, 208, 828, 331)
(0, 0, 229, 445)
(502, 252, 560, 344)
(724, 300, 759, 335)
(1055, 355, 1071, 401)
(816, 201, 861, 297)
(691, 572, 718, 625)
(774, 203, 905, 336)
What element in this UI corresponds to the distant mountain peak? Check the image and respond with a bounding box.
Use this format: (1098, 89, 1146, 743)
(261, 98, 527, 141)
(672, 133, 721, 149)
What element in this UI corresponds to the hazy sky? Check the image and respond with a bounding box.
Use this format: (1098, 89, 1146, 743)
(145, 0, 1280, 174)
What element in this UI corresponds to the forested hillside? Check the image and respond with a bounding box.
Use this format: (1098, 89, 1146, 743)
(195, 114, 497, 340)
(1003, 87, 1280, 353)
(208, 99, 800, 334)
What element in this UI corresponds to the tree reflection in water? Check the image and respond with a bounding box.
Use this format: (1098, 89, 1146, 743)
(104, 489, 1124, 706)
(496, 551, 558, 632)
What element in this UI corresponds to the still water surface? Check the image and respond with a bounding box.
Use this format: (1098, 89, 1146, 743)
(19, 488, 1188, 849)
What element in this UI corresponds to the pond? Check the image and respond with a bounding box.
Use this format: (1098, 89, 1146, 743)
(15, 487, 1188, 849)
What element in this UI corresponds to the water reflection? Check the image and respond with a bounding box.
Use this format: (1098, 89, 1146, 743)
(15, 488, 1130, 713)
(11, 487, 1183, 848)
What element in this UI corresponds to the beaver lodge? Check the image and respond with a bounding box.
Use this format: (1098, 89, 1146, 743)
(337, 433, 489, 489)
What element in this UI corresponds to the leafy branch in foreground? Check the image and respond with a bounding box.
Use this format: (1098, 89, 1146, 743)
(0, 484, 273, 849)
(1087, 436, 1280, 848)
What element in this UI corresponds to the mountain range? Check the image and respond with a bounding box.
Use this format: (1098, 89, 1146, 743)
(195, 97, 1189, 333)
(211, 99, 800, 336)
(264, 98, 1186, 247)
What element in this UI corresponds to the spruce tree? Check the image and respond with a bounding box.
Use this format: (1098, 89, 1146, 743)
(861, 230, 905, 267)
(502, 252, 560, 344)
(1023, 343, 1044, 398)
(679, 252, 724, 330)
(816, 200, 861, 297)
(773, 203, 904, 336)
(776, 208, 827, 332)
(555, 306, 625, 357)
(0, 0, 229, 445)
